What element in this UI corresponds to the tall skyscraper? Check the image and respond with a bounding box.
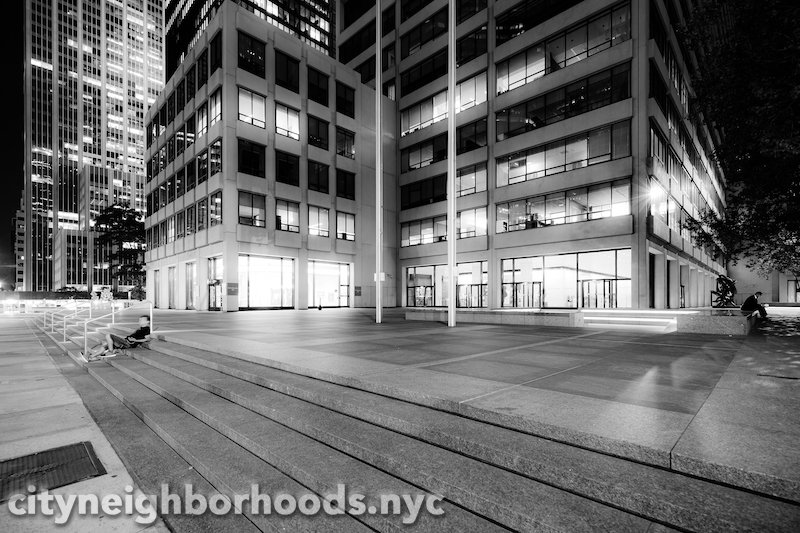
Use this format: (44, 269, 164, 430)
(21, 0, 165, 291)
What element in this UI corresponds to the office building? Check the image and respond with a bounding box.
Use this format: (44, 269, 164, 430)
(147, 0, 727, 311)
(145, 0, 396, 310)
(21, 0, 164, 291)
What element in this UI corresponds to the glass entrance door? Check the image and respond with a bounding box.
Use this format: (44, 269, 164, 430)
(153, 270, 160, 308)
(308, 261, 350, 308)
(513, 281, 542, 308)
(580, 279, 617, 308)
(457, 284, 488, 308)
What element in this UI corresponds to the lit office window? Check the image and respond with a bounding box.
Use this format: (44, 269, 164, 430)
(276, 200, 300, 232)
(456, 162, 487, 197)
(238, 87, 266, 128)
(209, 88, 222, 126)
(336, 212, 355, 241)
(457, 207, 487, 238)
(308, 206, 330, 237)
(238, 191, 266, 227)
(276, 103, 300, 140)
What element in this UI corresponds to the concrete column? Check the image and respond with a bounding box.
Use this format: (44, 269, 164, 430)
(653, 253, 666, 309)
(197, 258, 209, 311)
(298, 250, 309, 310)
(688, 268, 698, 307)
(667, 259, 680, 309)
(222, 242, 239, 312)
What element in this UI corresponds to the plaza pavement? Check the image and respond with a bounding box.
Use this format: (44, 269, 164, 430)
(145, 307, 800, 502)
(0, 317, 168, 533)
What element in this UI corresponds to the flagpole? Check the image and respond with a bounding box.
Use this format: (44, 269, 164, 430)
(446, 0, 456, 327)
(375, 1, 383, 324)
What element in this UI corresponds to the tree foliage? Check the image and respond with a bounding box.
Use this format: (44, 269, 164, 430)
(677, 0, 800, 277)
(94, 202, 145, 285)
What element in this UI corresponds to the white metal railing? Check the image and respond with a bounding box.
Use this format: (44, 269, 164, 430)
(83, 301, 154, 358)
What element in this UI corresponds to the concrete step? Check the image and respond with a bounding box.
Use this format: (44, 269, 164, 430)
(105, 355, 648, 532)
(88, 364, 368, 532)
(139, 342, 800, 532)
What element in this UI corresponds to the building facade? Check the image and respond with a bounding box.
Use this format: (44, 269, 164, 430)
(144, 0, 397, 311)
(337, 0, 726, 311)
(147, 0, 727, 311)
(21, 0, 164, 291)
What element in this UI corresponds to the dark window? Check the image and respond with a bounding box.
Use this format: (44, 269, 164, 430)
(457, 0, 486, 23)
(308, 67, 328, 106)
(238, 191, 266, 227)
(209, 191, 223, 227)
(197, 150, 209, 183)
(146, 193, 154, 216)
(176, 79, 185, 113)
(456, 26, 487, 66)
(209, 31, 222, 74)
(185, 205, 196, 235)
(275, 50, 299, 92)
(146, 121, 153, 148)
(176, 211, 185, 239)
(342, 0, 374, 30)
(356, 56, 375, 84)
(276, 151, 300, 186)
(186, 159, 197, 191)
(238, 32, 265, 77)
(400, 48, 447, 95)
(400, 133, 447, 172)
(167, 91, 176, 123)
(210, 139, 222, 175)
(238, 138, 266, 178)
(167, 135, 175, 162)
(308, 161, 329, 193)
(339, 19, 375, 64)
(495, 0, 584, 46)
(167, 176, 175, 203)
(185, 114, 195, 147)
(196, 49, 208, 87)
(159, 105, 167, 134)
(197, 198, 207, 231)
(336, 82, 355, 118)
(401, 174, 447, 209)
(401, 8, 447, 59)
(176, 167, 185, 198)
(336, 128, 356, 158)
(308, 116, 329, 149)
(457, 118, 488, 154)
(382, 4, 395, 36)
(401, 0, 426, 22)
(336, 170, 356, 200)
(176, 125, 185, 155)
(186, 65, 196, 96)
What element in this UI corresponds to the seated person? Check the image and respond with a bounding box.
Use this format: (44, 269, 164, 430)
(741, 291, 768, 318)
(83, 315, 152, 361)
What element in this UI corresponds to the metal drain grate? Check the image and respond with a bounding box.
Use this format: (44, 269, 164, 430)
(0, 441, 106, 502)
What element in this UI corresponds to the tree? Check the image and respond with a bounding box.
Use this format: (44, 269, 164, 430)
(94, 203, 146, 290)
(677, 0, 800, 278)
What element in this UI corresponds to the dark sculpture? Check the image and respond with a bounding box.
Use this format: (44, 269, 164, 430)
(711, 275, 737, 308)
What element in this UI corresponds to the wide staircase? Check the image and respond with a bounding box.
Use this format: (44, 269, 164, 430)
(34, 312, 800, 532)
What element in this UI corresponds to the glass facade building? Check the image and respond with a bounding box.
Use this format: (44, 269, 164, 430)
(22, 0, 164, 291)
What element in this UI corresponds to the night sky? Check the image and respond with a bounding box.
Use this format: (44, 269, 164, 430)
(1, 2, 26, 289)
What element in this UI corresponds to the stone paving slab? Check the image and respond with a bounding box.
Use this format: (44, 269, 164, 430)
(119, 309, 800, 501)
(0, 318, 168, 533)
